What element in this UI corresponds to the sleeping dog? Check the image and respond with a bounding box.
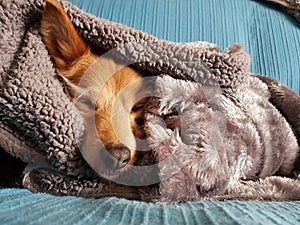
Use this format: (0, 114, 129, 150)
(40, 0, 300, 202)
(40, 0, 147, 178)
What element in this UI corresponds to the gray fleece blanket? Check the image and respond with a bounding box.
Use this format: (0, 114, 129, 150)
(264, 0, 300, 22)
(1, 0, 300, 203)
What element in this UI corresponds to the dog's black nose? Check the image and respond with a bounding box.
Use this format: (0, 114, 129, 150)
(101, 144, 131, 169)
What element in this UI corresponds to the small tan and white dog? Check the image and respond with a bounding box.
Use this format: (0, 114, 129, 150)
(40, 0, 147, 176)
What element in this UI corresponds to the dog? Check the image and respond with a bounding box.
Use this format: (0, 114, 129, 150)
(40, 0, 147, 178)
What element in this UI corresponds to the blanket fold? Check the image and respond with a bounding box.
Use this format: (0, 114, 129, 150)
(0, 0, 300, 202)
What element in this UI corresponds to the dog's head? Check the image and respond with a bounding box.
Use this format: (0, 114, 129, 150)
(40, 0, 147, 178)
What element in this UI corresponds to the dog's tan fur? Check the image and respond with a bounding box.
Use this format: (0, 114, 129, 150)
(41, 0, 144, 169)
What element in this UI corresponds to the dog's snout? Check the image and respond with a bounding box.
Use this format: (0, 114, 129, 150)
(101, 144, 131, 169)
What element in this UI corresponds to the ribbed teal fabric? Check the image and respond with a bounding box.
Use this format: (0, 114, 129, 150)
(1, 1, 299, 224)
(69, 0, 300, 94)
(0, 189, 299, 225)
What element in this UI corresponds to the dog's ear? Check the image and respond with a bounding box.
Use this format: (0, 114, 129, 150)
(41, 0, 95, 82)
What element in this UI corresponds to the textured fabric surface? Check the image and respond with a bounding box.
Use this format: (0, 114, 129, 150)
(264, 0, 300, 21)
(145, 74, 300, 203)
(1, 0, 300, 224)
(1, 0, 300, 201)
(0, 188, 299, 225)
(0, 0, 256, 198)
(69, 0, 300, 94)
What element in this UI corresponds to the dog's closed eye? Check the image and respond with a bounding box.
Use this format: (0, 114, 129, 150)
(41, 0, 144, 175)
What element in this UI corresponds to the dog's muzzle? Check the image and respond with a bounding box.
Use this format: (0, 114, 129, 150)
(100, 143, 132, 170)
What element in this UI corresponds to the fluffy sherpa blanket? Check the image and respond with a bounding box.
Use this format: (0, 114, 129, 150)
(1, 0, 300, 203)
(264, 0, 300, 22)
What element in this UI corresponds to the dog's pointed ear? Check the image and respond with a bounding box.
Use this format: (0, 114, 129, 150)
(41, 0, 94, 81)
